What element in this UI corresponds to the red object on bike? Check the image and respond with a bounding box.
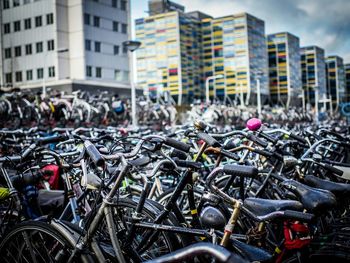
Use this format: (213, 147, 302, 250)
(41, 164, 61, 190)
(283, 221, 311, 250)
(246, 118, 262, 131)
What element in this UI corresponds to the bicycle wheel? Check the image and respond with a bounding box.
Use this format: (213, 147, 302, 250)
(96, 197, 183, 262)
(0, 221, 78, 263)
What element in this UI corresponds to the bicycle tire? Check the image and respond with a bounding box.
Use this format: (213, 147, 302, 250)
(0, 220, 85, 263)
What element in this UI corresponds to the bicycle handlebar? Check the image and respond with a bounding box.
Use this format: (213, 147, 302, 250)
(145, 243, 248, 263)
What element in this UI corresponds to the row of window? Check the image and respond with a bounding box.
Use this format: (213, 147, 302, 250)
(3, 0, 41, 9)
(91, 0, 127, 10)
(84, 13, 128, 33)
(5, 66, 55, 84)
(85, 39, 127, 55)
(3, 40, 55, 59)
(3, 13, 53, 34)
(86, 66, 128, 82)
(3, 0, 126, 9)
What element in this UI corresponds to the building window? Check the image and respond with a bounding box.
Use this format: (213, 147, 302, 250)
(48, 66, 55, 77)
(24, 18, 31, 29)
(14, 21, 21, 32)
(3, 0, 10, 9)
(25, 44, 32, 55)
(15, 71, 22, 82)
(93, 16, 100, 27)
(4, 48, 11, 59)
(47, 13, 54, 24)
(86, 66, 92, 77)
(112, 0, 117, 8)
(95, 41, 101, 52)
(37, 68, 44, 79)
(13, 0, 20, 6)
(14, 46, 21, 57)
(85, 39, 91, 51)
(23, 0, 30, 4)
(121, 23, 127, 34)
(121, 0, 127, 10)
(36, 42, 43, 53)
(96, 67, 102, 78)
(47, 40, 54, 51)
(35, 16, 42, 27)
(113, 21, 119, 32)
(4, 23, 10, 34)
(5, 73, 12, 84)
(114, 70, 121, 81)
(114, 45, 119, 55)
(26, 70, 33, 81)
(84, 13, 90, 25)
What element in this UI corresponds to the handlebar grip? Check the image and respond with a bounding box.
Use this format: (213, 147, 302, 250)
(164, 137, 191, 153)
(289, 133, 307, 144)
(174, 158, 202, 170)
(170, 149, 188, 160)
(254, 149, 273, 157)
(197, 132, 221, 147)
(323, 163, 343, 176)
(273, 152, 284, 161)
(221, 149, 240, 161)
(259, 132, 278, 144)
(246, 134, 268, 148)
(37, 135, 68, 145)
(283, 210, 314, 222)
(21, 143, 37, 159)
(84, 141, 105, 167)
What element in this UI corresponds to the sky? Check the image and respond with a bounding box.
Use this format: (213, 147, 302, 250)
(130, 0, 350, 62)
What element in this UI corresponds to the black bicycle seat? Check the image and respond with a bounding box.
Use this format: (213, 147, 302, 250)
(281, 179, 337, 213)
(243, 197, 303, 217)
(304, 175, 350, 197)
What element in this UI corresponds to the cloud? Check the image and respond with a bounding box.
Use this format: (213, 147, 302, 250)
(131, 0, 350, 62)
(174, 0, 350, 62)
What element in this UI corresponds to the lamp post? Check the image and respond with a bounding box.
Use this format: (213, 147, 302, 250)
(205, 74, 224, 104)
(255, 71, 264, 118)
(123, 40, 141, 128)
(42, 48, 69, 97)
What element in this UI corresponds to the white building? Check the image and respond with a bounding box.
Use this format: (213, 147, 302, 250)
(0, 0, 132, 95)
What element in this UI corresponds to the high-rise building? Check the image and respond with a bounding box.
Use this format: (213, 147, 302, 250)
(201, 13, 269, 103)
(326, 56, 345, 108)
(300, 46, 326, 105)
(0, 0, 131, 94)
(345, 63, 350, 102)
(135, 3, 269, 104)
(267, 32, 301, 106)
(135, 10, 206, 104)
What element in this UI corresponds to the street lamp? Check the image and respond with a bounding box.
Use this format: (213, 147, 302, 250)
(205, 74, 224, 104)
(123, 40, 141, 128)
(42, 48, 69, 97)
(255, 71, 264, 118)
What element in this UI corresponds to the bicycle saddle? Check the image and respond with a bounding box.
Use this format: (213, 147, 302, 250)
(243, 198, 303, 217)
(281, 179, 337, 213)
(303, 175, 350, 197)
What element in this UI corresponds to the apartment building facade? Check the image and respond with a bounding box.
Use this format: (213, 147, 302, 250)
(0, 0, 131, 94)
(326, 56, 345, 108)
(267, 32, 301, 106)
(201, 13, 269, 104)
(345, 63, 350, 102)
(135, 1, 269, 104)
(300, 46, 326, 105)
